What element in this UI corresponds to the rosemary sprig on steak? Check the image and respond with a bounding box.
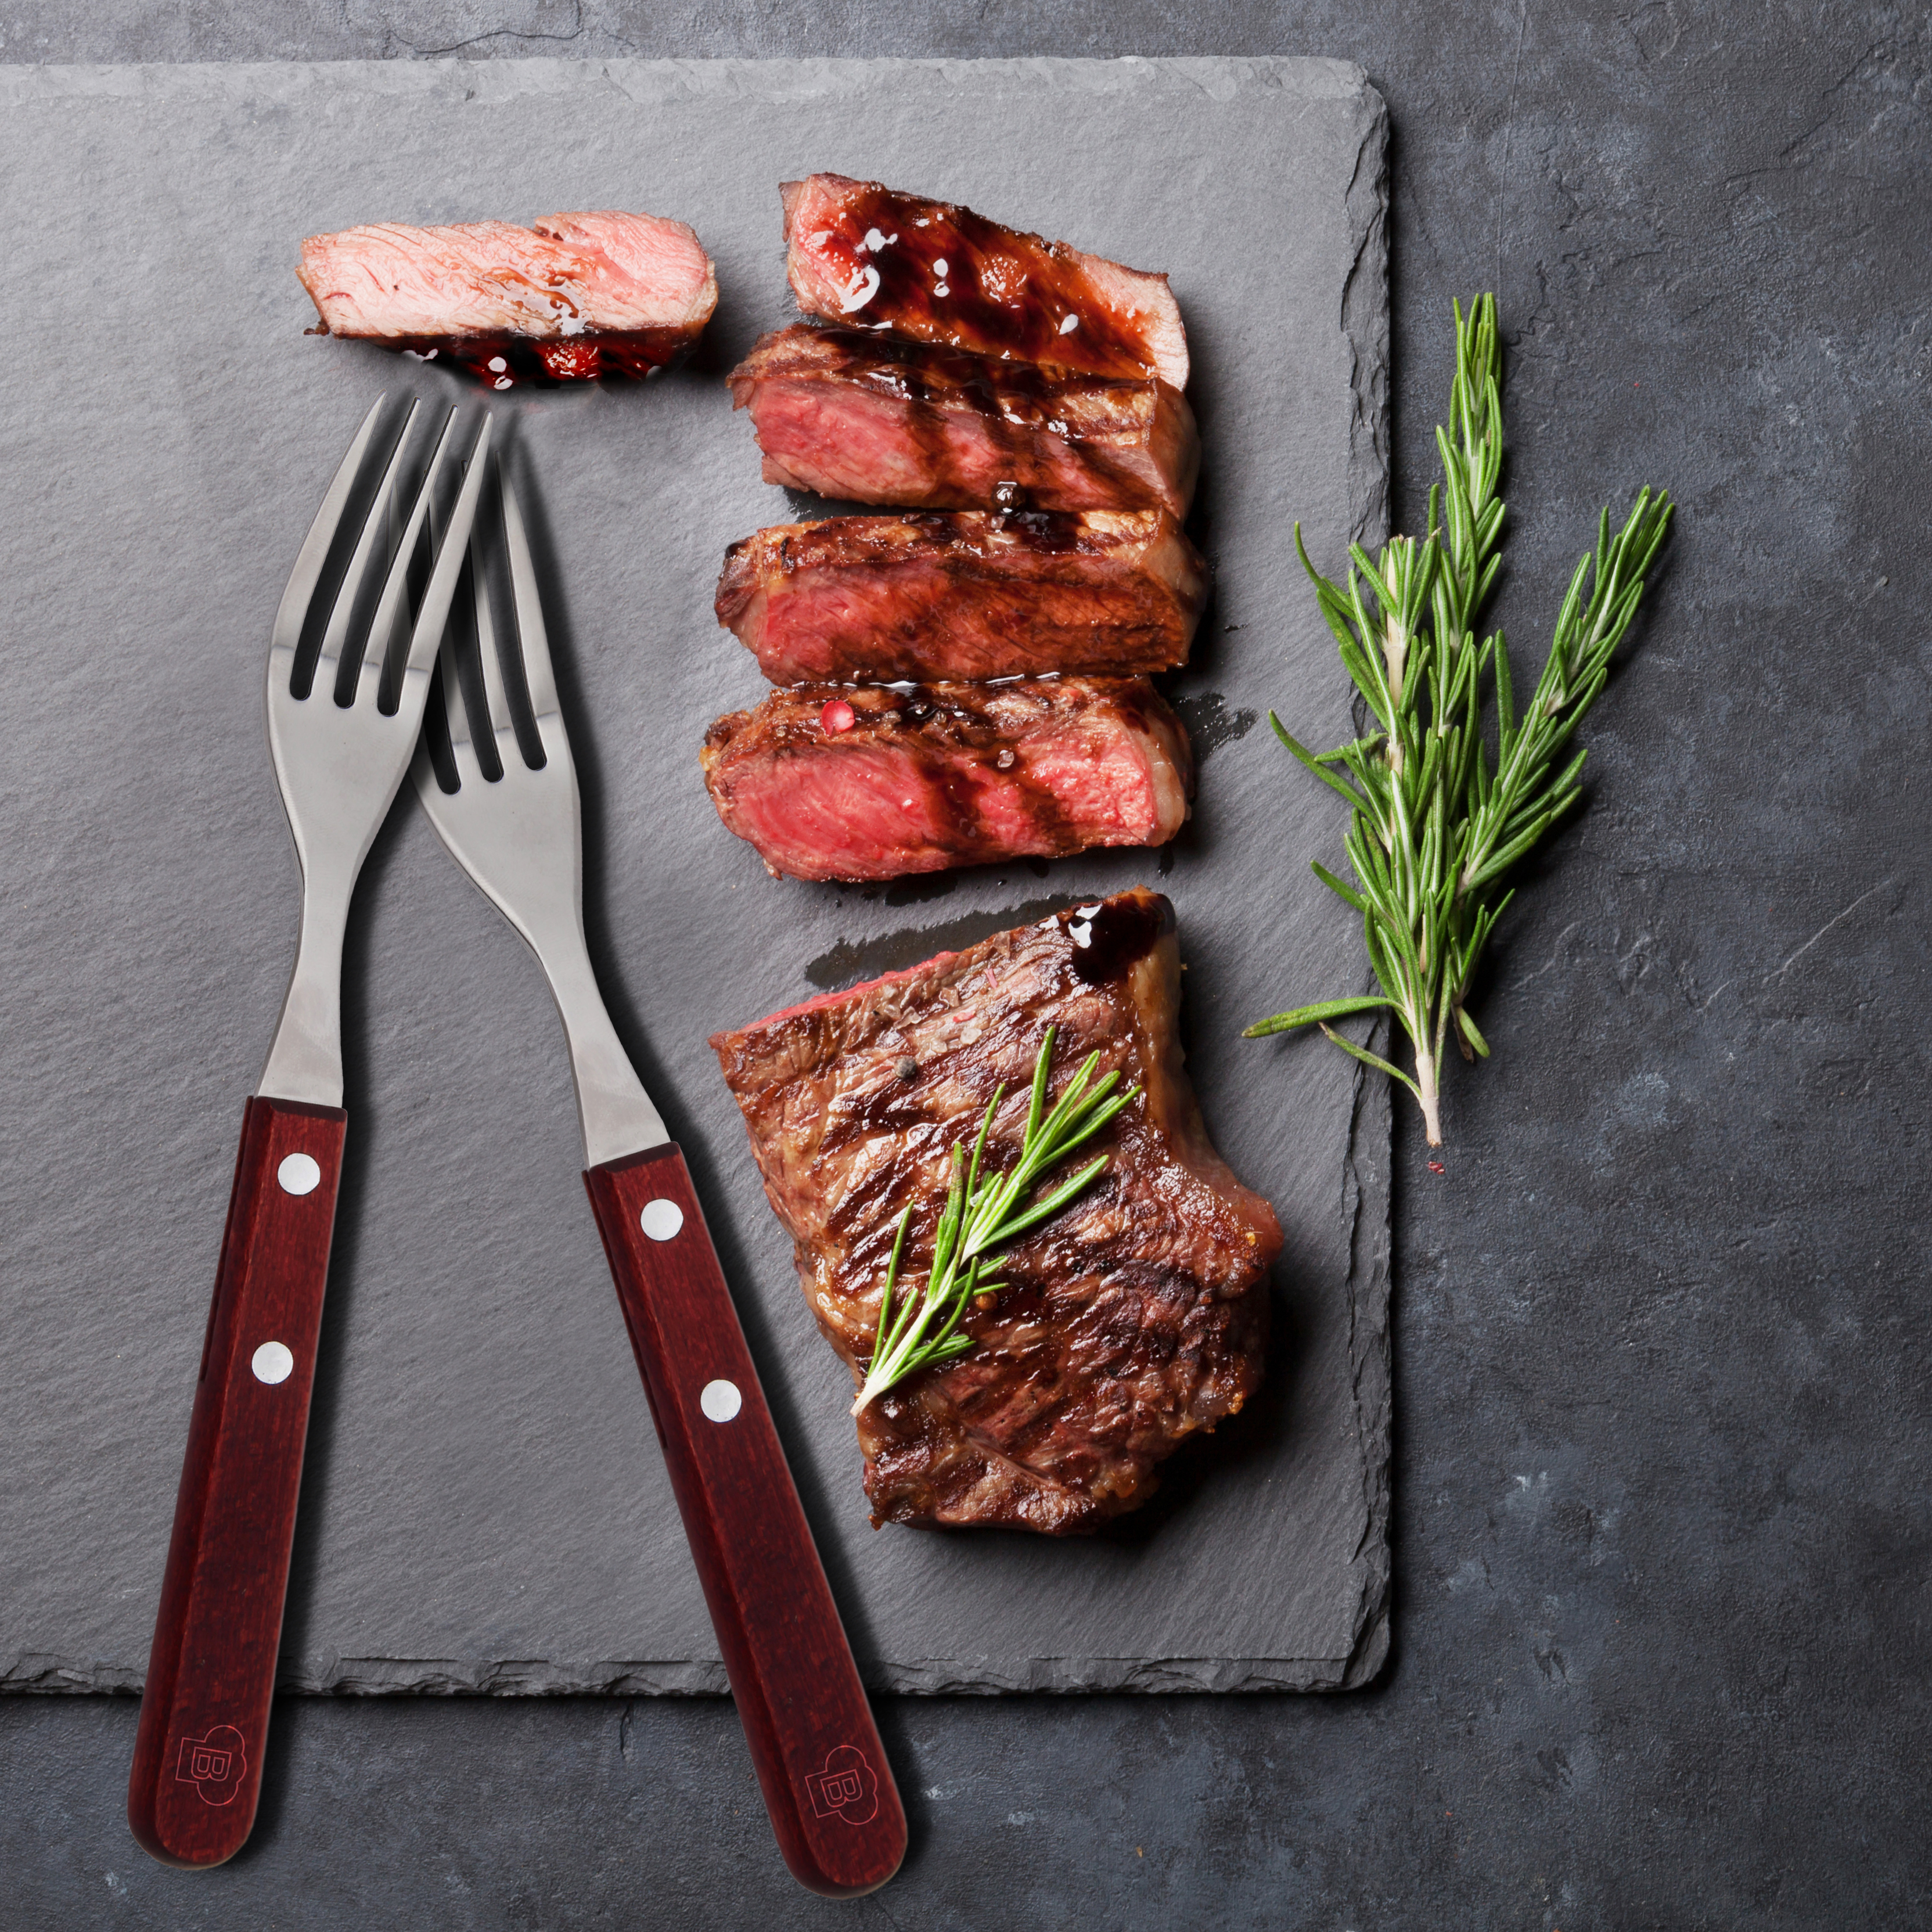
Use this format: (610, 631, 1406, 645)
(852, 1027, 1138, 1416)
(1247, 293, 1674, 1147)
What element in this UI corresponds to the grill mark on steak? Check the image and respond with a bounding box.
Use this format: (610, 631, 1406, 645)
(782, 175, 1189, 389)
(714, 508, 1208, 684)
(709, 890, 1282, 1532)
(297, 211, 718, 386)
(726, 325, 1199, 516)
(699, 678, 1192, 883)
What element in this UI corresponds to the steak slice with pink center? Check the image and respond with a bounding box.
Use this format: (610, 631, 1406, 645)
(297, 210, 718, 384)
(714, 508, 1208, 684)
(700, 679, 1192, 883)
(727, 325, 1199, 516)
(709, 890, 1282, 1532)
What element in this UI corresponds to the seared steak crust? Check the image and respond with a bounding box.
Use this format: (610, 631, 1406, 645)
(700, 678, 1192, 882)
(726, 325, 1199, 516)
(710, 891, 1282, 1532)
(297, 211, 717, 385)
(714, 509, 1208, 684)
(782, 175, 1189, 388)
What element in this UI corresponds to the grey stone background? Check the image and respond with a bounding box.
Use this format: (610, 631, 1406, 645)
(2, 3, 1927, 1928)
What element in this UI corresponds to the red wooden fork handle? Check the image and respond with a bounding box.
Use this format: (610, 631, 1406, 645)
(585, 1144, 906, 1899)
(128, 1094, 346, 1869)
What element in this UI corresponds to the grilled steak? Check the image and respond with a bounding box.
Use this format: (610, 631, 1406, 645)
(782, 175, 1189, 390)
(714, 509, 1208, 685)
(710, 890, 1282, 1532)
(701, 679, 1191, 882)
(726, 325, 1199, 516)
(297, 211, 717, 385)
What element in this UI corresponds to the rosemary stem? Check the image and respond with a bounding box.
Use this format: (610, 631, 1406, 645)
(850, 1030, 1138, 1413)
(1249, 291, 1672, 1151)
(1415, 1041, 1444, 1148)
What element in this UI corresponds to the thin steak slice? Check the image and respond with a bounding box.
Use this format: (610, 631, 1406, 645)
(714, 509, 1208, 685)
(700, 678, 1192, 882)
(710, 890, 1282, 1532)
(782, 175, 1189, 390)
(727, 324, 1199, 516)
(297, 211, 717, 385)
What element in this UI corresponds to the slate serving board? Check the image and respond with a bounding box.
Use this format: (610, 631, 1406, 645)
(0, 56, 1389, 1695)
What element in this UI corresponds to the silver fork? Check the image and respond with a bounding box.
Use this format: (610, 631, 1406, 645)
(411, 467, 906, 1899)
(128, 396, 492, 1872)
(415, 459, 665, 1164)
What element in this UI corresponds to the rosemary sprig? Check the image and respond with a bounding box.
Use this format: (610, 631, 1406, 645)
(851, 1027, 1139, 1416)
(1246, 294, 1674, 1148)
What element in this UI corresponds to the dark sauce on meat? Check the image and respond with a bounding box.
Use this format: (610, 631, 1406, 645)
(832, 328, 1073, 415)
(804, 183, 1159, 382)
(1067, 893, 1170, 985)
(997, 510, 1086, 555)
(350, 328, 692, 387)
(763, 325, 1155, 426)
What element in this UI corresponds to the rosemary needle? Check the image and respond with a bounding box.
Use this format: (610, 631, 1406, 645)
(1246, 293, 1674, 1148)
(852, 1027, 1139, 1416)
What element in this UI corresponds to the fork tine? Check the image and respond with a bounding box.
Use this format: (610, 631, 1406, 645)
(314, 397, 423, 693)
(436, 644, 485, 787)
(499, 467, 560, 722)
(359, 405, 463, 701)
(400, 417, 495, 689)
(270, 393, 386, 659)
(426, 453, 513, 750)
(471, 517, 517, 750)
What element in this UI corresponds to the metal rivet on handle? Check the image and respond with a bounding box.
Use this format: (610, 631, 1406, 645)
(278, 1153, 322, 1197)
(251, 1341, 295, 1386)
(640, 1199, 684, 1242)
(700, 1379, 742, 1423)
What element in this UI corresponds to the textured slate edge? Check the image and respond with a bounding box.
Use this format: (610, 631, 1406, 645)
(1334, 74, 1395, 1696)
(0, 51, 1383, 107)
(8, 1654, 1365, 1696)
(2, 55, 1393, 1700)
(1342, 80, 1393, 575)
(1338, 1056, 1394, 1690)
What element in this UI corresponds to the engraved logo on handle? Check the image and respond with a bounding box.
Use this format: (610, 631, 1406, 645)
(804, 1744, 879, 1825)
(174, 1725, 248, 1805)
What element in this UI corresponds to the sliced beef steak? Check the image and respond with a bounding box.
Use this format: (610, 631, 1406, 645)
(700, 678, 1191, 882)
(727, 325, 1199, 516)
(710, 890, 1282, 1532)
(297, 210, 717, 384)
(782, 175, 1189, 389)
(714, 509, 1208, 684)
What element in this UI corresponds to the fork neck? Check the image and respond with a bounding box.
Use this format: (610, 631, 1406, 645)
(258, 858, 355, 1109)
(540, 937, 670, 1169)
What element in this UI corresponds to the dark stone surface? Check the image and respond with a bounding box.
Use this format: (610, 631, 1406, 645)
(2, 3, 1928, 1926)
